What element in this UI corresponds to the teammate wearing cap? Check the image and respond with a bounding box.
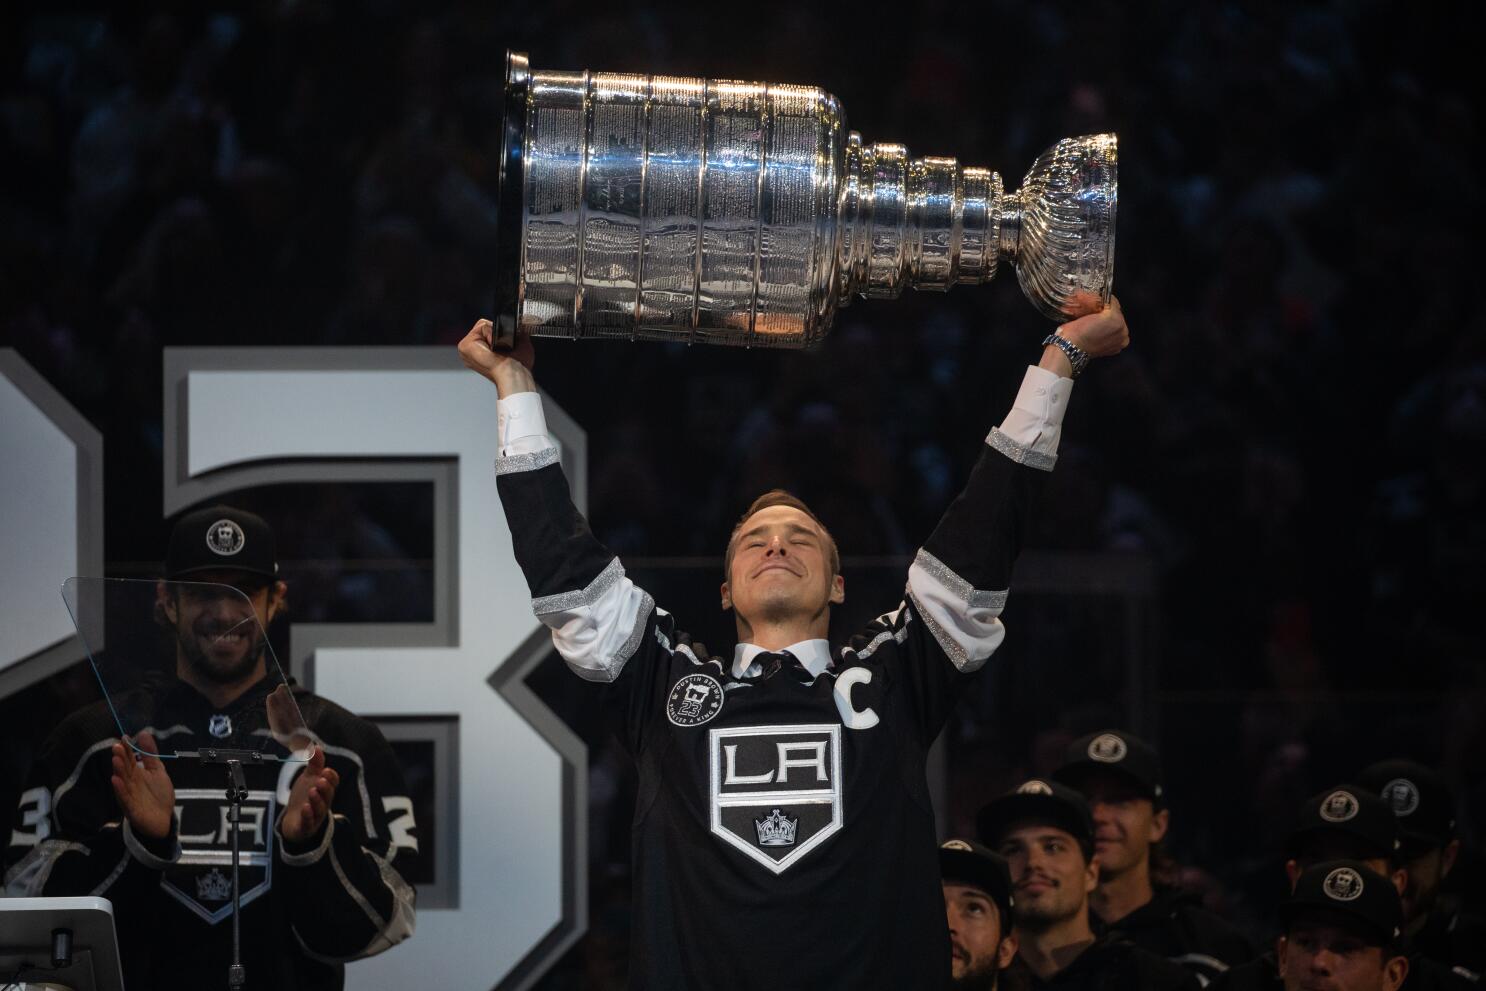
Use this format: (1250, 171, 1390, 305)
(3, 505, 418, 990)
(459, 300, 1129, 988)
(978, 779, 1199, 990)
(941, 839, 1020, 990)
(1359, 760, 1485, 984)
(1214, 785, 1470, 991)
(1053, 729, 1254, 985)
(1276, 861, 1409, 991)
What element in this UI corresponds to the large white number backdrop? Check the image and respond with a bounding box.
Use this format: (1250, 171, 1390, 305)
(0, 347, 588, 990)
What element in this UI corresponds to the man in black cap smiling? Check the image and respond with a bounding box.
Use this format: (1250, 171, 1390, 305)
(1276, 860, 1409, 991)
(978, 779, 1199, 990)
(4, 505, 419, 990)
(1358, 760, 1484, 984)
(941, 839, 1020, 990)
(1054, 729, 1254, 986)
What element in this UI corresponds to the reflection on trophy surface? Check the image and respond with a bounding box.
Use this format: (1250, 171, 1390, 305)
(492, 51, 1118, 348)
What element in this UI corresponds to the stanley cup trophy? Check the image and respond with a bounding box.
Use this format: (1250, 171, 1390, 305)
(492, 51, 1117, 348)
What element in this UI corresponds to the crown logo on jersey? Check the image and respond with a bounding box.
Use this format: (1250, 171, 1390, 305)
(1319, 790, 1360, 823)
(197, 868, 232, 903)
(755, 809, 798, 847)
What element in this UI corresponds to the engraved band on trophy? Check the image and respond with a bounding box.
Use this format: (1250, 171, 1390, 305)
(491, 51, 1117, 349)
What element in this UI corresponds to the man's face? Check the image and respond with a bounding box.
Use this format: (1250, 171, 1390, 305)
(944, 882, 1014, 987)
(721, 505, 843, 627)
(1076, 773, 1168, 879)
(161, 573, 282, 685)
(997, 824, 1097, 932)
(1399, 842, 1456, 922)
(1278, 920, 1407, 991)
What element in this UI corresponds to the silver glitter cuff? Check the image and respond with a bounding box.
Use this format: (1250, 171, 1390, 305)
(986, 428, 1057, 471)
(531, 557, 624, 616)
(913, 550, 1009, 612)
(495, 445, 560, 476)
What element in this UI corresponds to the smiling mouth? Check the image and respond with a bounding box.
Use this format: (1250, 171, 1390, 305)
(754, 563, 800, 577)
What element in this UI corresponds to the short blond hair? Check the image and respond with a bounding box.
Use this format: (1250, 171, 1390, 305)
(723, 489, 839, 580)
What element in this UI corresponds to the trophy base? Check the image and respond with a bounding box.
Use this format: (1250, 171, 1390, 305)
(492, 51, 530, 349)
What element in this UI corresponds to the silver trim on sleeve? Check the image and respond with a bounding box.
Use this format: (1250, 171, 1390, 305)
(532, 557, 624, 616)
(494, 445, 561, 476)
(987, 427, 1057, 471)
(913, 550, 1009, 610)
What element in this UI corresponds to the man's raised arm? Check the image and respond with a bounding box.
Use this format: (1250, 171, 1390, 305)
(459, 320, 657, 695)
(862, 300, 1129, 738)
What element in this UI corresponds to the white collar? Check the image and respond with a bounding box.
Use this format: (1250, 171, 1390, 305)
(732, 639, 833, 680)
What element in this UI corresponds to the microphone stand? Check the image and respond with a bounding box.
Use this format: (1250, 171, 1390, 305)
(194, 747, 271, 991)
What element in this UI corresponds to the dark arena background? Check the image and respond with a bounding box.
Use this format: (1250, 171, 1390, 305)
(1, 2, 1483, 989)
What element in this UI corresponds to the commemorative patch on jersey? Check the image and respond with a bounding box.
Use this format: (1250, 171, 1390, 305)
(160, 787, 276, 924)
(667, 673, 725, 727)
(708, 723, 842, 874)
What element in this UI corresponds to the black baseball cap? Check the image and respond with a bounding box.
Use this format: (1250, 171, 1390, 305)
(1288, 785, 1400, 863)
(1357, 759, 1456, 856)
(977, 779, 1095, 850)
(1053, 729, 1164, 805)
(166, 505, 279, 582)
(1281, 860, 1404, 945)
(940, 839, 1016, 926)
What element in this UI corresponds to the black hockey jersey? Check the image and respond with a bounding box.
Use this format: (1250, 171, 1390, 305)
(497, 408, 1054, 989)
(1098, 886, 1256, 985)
(4, 674, 417, 990)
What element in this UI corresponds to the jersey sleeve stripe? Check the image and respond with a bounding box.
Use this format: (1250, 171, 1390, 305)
(907, 554, 1009, 673)
(532, 556, 625, 615)
(545, 573, 655, 683)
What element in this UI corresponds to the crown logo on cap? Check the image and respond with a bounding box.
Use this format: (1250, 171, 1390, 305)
(1319, 790, 1360, 823)
(1381, 778, 1420, 817)
(206, 519, 246, 557)
(755, 809, 798, 847)
(197, 868, 232, 903)
(1322, 866, 1364, 902)
(1018, 779, 1054, 796)
(1088, 733, 1128, 763)
(942, 839, 973, 852)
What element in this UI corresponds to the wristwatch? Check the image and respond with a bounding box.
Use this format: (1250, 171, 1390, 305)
(1041, 333, 1089, 378)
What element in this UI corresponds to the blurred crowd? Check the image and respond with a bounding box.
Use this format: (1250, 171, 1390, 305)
(2, 0, 1483, 986)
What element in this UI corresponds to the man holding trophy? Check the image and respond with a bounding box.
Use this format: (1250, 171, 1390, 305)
(462, 48, 1126, 989)
(460, 288, 1125, 985)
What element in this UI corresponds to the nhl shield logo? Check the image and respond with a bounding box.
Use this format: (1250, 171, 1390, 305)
(161, 788, 276, 924)
(208, 714, 233, 739)
(1323, 866, 1364, 902)
(1087, 733, 1127, 763)
(1319, 790, 1360, 823)
(1381, 778, 1420, 817)
(206, 519, 246, 557)
(709, 724, 842, 874)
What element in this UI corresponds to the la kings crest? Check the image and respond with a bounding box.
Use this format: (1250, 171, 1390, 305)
(709, 724, 842, 874)
(161, 788, 277, 924)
